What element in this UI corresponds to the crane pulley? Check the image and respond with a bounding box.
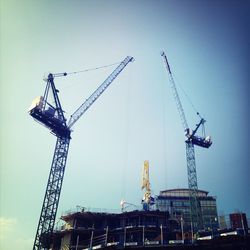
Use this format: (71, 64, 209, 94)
(29, 56, 134, 250)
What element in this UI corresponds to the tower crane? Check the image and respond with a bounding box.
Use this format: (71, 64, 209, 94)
(161, 52, 212, 232)
(141, 160, 154, 211)
(29, 56, 134, 250)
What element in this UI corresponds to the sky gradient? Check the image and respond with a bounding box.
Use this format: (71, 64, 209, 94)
(0, 0, 249, 249)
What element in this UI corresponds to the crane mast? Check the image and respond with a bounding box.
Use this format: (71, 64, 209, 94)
(161, 52, 212, 232)
(29, 56, 134, 250)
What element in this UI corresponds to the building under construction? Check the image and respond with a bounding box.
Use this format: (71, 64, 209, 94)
(43, 206, 249, 250)
(44, 162, 211, 249)
(46, 209, 182, 249)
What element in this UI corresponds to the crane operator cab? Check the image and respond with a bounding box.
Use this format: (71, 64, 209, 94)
(28, 96, 70, 138)
(185, 128, 212, 148)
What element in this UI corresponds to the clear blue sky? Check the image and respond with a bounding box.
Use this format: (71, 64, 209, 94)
(0, 0, 249, 249)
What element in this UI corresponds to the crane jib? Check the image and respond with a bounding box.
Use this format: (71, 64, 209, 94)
(161, 51, 212, 149)
(68, 56, 134, 128)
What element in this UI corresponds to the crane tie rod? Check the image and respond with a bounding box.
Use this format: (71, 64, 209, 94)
(173, 72, 202, 120)
(52, 62, 121, 78)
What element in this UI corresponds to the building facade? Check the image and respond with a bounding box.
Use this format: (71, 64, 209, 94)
(155, 189, 219, 231)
